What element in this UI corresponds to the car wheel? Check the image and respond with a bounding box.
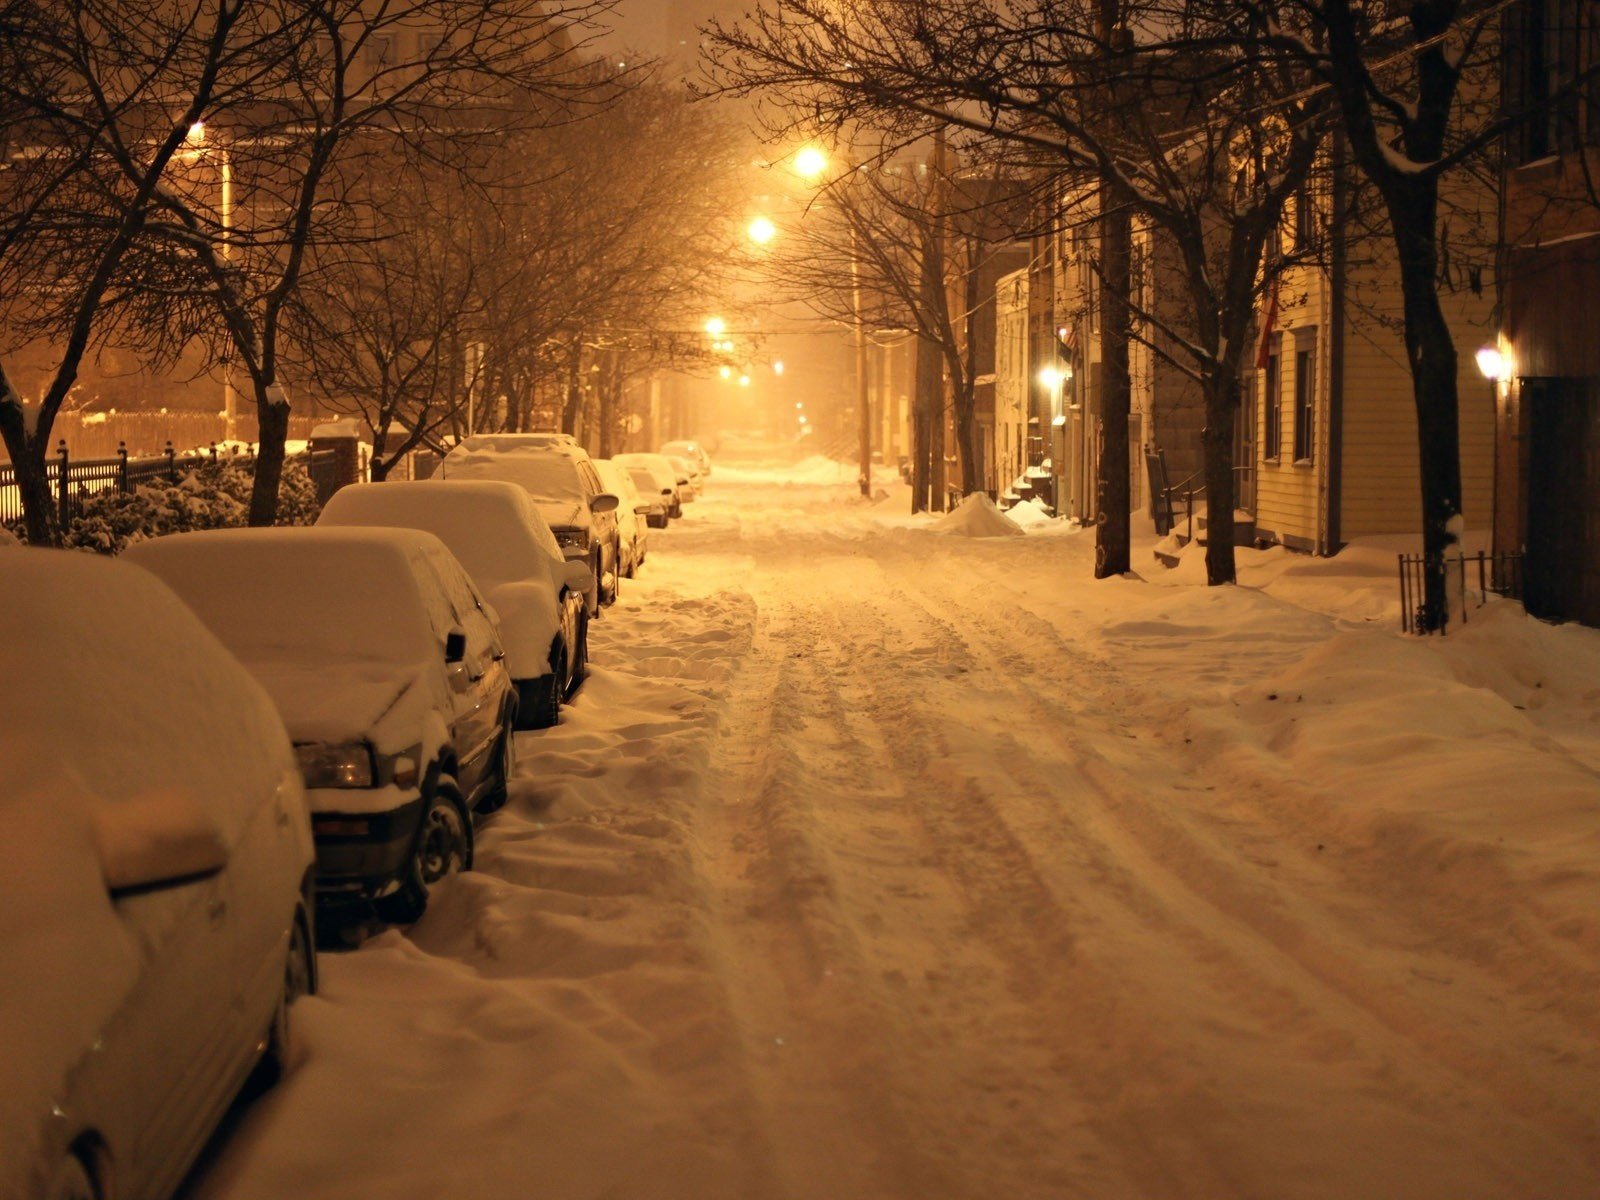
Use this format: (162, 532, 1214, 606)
(249, 902, 315, 1093)
(45, 1155, 95, 1200)
(605, 540, 621, 604)
(528, 647, 564, 730)
(569, 612, 589, 692)
(379, 781, 471, 925)
(477, 714, 517, 808)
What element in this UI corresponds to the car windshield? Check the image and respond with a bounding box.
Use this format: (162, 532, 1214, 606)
(627, 467, 662, 494)
(444, 449, 587, 504)
(130, 537, 438, 667)
(320, 484, 558, 588)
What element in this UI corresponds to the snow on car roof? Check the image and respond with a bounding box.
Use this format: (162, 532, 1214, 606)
(0, 551, 297, 1184)
(319, 480, 563, 588)
(124, 527, 453, 668)
(442, 447, 588, 502)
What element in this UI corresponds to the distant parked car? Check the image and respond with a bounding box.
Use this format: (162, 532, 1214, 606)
(0, 551, 316, 1200)
(594, 458, 652, 577)
(125, 527, 516, 924)
(666, 453, 702, 501)
(622, 464, 671, 527)
(615, 452, 685, 518)
(441, 441, 621, 615)
(318, 480, 593, 728)
(660, 438, 712, 480)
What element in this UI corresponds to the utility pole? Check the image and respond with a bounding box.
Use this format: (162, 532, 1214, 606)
(852, 221, 872, 497)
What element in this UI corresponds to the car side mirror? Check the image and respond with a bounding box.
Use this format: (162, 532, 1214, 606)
(97, 790, 229, 896)
(589, 492, 619, 515)
(445, 628, 467, 663)
(562, 560, 596, 593)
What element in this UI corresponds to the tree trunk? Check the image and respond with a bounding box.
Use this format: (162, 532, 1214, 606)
(954, 379, 981, 496)
(1202, 370, 1240, 585)
(248, 385, 292, 527)
(0, 406, 59, 544)
(1096, 186, 1133, 577)
(561, 339, 584, 437)
(1393, 197, 1463, 631)
(913, 331, 939, 513)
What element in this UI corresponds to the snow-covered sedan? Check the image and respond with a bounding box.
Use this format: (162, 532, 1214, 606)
(594, 457, 652, 577)
(441, 441, 621, 615)
(318, 480, 593, 728)
(614, 452, 684, 519)
(0, 551, 316, 1200)
(125, 527, 516, 925)
(660, 438, 712, 480)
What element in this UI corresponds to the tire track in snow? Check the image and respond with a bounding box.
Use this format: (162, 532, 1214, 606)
(876, 552, 1600, 1194)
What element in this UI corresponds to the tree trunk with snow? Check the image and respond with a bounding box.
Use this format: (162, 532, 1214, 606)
(1096, 188, 1133, 578)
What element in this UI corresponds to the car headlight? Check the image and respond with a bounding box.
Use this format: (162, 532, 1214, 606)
(295, 741, 375, 788)
(554, 528, 591, 551)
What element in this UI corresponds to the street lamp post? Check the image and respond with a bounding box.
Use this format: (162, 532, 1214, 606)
(187, 122, 236, 442)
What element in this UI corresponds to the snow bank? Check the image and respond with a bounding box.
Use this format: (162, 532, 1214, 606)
(1004, 497, 1054, 529)
(930, 492, 1024, 538)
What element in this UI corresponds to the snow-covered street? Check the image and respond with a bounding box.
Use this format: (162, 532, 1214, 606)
(189, 453, 1600, 1200)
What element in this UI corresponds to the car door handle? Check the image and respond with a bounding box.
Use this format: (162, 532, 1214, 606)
(492, 651, 506, 662)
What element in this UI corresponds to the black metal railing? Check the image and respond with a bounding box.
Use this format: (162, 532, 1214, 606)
(1398, 551, 1524, 634)
(0, 440, 338, 528)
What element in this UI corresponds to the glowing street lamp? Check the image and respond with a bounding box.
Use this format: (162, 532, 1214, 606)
(1475, 343, 1509, 381)
(748, 216, 777, 245)
(794, 145, 829, 180)
(719, 365, 733, 380)
(706, 317, 727, 337)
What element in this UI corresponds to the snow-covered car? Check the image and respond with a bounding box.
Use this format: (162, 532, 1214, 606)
(317, 480, 593, 729)
(440, 441, 621, 615)
(614, 452, 684, 519)
(0, 551, 316, 1200)
(124, 527, 516, 924)
(660, 438, 712, 480)
(594, 457, 651, 577)
(666, 453, 702, 502)
(622, 463, 671, 527)
(0, 526, 20, 546)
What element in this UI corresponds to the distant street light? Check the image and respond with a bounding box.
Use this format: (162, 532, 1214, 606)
(706, 317, 727, 337)
(748, 215, 777, 245)
(794, 145, 829, 180)
(719, 365, 733, 380)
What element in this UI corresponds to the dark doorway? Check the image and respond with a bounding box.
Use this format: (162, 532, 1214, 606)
(1524, 379, 1600, 624)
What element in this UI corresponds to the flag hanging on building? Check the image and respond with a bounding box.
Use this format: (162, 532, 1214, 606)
(1255, 280, 1279, 371)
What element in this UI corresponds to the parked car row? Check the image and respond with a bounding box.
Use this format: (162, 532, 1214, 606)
(0, 434, 711, 1200)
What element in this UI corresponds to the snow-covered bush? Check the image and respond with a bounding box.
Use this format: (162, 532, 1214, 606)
(11, 456, 325, 555)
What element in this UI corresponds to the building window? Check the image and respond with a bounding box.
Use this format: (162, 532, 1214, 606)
(1263, 341, 1282, 461)
(1293, 343, 1316, 462)
(1291, 185, 1317, 253)
(1509, 0, 1593, 163)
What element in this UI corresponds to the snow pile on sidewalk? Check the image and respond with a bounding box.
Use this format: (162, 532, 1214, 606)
(1003, 497, 1055, 529)
(930, 492, 1024, 538)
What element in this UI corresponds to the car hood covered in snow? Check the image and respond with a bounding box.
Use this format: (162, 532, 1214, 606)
(243, 659, 436, 752)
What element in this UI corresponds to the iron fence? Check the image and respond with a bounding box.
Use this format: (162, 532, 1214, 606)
(0, 440, 339, 528)
(1398, 551, 1524, 634)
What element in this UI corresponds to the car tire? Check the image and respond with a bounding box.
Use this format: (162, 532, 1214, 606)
(248, 902, 315, 1094)
(604, 539, 621, 604)
(379, 780, 472, 925)
(45, 1155, 95, 1200)
(569, 612, 589, 692)
(527, 646, 564, 730)
(478, 713, 517, 808)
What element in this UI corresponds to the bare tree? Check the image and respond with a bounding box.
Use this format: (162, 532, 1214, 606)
(707, 1, 1330, 583)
